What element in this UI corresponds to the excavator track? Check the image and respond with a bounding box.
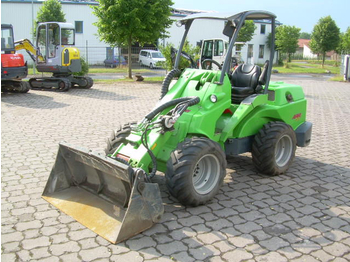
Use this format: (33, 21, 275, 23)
(29, 77, 71, 92)
(71, 76, 94, 89)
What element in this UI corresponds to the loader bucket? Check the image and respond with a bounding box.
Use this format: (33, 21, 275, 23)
(42, 142, 164, 244)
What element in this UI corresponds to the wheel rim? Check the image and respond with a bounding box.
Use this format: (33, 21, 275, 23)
(275, 134, 293, 167)
(192, 154, 220, 195)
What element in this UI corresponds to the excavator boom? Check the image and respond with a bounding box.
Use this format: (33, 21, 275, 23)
(14, 39, 44, 63)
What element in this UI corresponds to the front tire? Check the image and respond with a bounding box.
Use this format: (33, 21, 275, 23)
(105, 123, 135, 155)
(166, 137, 226, 207)
(252, 122, 296, 175)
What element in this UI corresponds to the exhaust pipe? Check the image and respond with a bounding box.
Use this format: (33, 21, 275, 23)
(42, 142, 164, 244)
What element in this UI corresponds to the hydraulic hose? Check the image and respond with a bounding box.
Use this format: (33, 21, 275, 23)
(184, 96, 200, 107)
(143, 96, 200, 179)
(145, 96, 199, 121)
(160, 69, 182, 99)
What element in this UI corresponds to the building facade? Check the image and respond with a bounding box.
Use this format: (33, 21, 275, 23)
(1, 0, 278, 66)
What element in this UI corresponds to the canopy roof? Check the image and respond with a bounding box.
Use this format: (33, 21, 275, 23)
(178, 10, 276, 25)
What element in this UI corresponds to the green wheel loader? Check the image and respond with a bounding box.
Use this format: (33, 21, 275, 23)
(42, 10, 312, 243)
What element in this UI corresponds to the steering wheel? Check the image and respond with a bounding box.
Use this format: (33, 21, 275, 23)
(201, 59, 223, 70)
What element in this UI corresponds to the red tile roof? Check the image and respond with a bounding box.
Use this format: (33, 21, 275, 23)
(298, 39, 310, 48)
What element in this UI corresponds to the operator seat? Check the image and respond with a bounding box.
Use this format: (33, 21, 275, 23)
(231, 64, 261, 104)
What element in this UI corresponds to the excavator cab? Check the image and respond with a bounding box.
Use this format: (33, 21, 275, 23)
(1, 24, 29, 93)
(14, 22, 93, 91)
(1, 24, 15, 53)
(36, 22, 81, 74)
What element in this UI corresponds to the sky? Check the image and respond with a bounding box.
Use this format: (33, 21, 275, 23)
(172, 0, 349, 33)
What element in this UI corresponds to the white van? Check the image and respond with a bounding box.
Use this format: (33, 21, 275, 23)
(139, 50, 166, 69)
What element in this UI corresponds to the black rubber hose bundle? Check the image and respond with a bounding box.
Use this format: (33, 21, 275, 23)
(145, 97, 200, 121)
(160, 69, 182, 99)
(142, 96, 200, 178)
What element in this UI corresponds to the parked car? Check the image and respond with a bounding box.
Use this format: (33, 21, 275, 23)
(104, 56, 127, 68)
(139, 50, 165, 69)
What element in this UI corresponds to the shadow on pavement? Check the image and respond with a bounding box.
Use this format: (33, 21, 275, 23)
(1, 92, 69, 109)
(65, 87, 137, 101)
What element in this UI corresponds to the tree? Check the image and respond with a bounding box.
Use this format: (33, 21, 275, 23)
(310, 16, 340, 67)
(92, 0, 173, 78)
(36, 0, 66, 25)
(275, 25, 300, 64)
(299, 32, 311, 39)
(237, 20, 256, 43)
(338, 27, 350, 54)
(159, 40, 200, 71)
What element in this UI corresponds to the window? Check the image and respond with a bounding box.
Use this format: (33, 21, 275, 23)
(214, 40, 224, 56)
(37, 24, 47, 59)
(202, 40, 213, 59)
(260, 24, 266, 34)
(259, 45, 265, 59)
(48, 23, 60, 57)
(75, 21, 83, 34)
(235, 44, 243, 55)
(151, 52, 164, 58)
(61, 29, 75, 45)
(1, 26, 14, 50)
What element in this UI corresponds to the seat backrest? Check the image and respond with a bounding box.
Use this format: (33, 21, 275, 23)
(231, 64, 261, 90)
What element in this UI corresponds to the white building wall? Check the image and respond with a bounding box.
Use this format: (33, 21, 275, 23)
(1, 1, 104, 65)
(165, 17, 228, 47)
(2, 1, 277, 65)
(303, 45, 317, 59)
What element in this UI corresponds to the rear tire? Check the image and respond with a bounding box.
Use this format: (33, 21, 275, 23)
(105, 123, 136, 155)
(252, 121, 296, 175)
(150, 63, 154, 69)
(166, 137, 226, 207)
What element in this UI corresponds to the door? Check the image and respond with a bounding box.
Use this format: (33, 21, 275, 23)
(48, 23, 60, 59)
(200, 40, 213, 68)
(37, 24, 47, 62)
(200, 39, 227, 69)
(212, 39, 226, 67)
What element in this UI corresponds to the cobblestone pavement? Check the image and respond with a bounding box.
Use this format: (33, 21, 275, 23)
(2, 76, 350, 261)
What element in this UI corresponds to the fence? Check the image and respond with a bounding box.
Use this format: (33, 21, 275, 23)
(76, 44, 159, 66)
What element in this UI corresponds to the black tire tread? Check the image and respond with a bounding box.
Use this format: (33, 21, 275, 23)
(166, 137, 226, 207)
(104, 122, 136, 155)
(252, 121, 296, 175)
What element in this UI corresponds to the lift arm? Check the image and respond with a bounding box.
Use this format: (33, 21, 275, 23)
(14, 39, 44, 63)
(171, 47, 197, 68)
